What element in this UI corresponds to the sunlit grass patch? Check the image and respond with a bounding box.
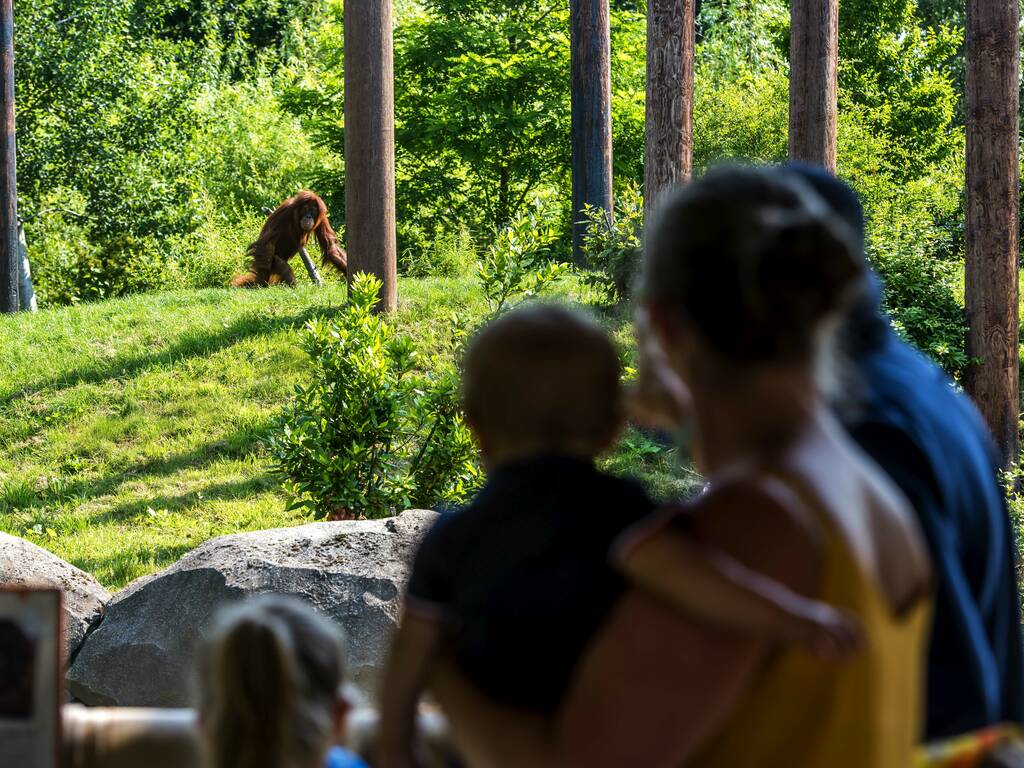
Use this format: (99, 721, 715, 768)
(0, 276, 695, 589)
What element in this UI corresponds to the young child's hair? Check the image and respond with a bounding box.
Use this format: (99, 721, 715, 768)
(462, 303, 622, 454)
(198, 595, 346, 768)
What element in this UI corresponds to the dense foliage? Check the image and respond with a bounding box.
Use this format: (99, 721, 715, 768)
(269, 273, 480, 518)
(16, 0, 329, 303)
(13, 0, 982, 379)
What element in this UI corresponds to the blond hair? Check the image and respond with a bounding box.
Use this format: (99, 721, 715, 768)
(198, 595, 345, 768)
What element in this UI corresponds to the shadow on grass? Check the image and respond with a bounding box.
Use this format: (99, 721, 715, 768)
(4, 420, 281, 518)
(91, 475, 280, 526)
(0, 306, 327, 407)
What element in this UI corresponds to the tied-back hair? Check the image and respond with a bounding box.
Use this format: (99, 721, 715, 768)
(199, 595, 346, 768)
(642, 164, 866, 366)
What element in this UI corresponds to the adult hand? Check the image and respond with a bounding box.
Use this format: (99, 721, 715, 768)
(626, 309, 692, 433)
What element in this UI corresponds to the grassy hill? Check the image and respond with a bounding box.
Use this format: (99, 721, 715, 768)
(0, 278, 691, 589)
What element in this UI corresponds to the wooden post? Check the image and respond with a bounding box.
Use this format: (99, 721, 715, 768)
(570, 0, 613, 264)
(0, 0, 18, 314)
(644, 0, 695, 213)
(788, 0, 838, 172)
(965, 0, 1020, 468)
(344, 0, 397, 313)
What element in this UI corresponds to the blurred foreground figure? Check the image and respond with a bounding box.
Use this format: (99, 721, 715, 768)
(790, 164, 1024, 739)
(379, 304, 859, 768)
(197, 595, 368, 768)
(426, 166, 932, 767)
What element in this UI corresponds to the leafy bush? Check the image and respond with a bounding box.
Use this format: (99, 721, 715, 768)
(269, 274, 480, 519)
(475, 197, 570, 317)
(579, 185, 644, 305)
(26, 189, 179, 305)
(839, 96, 968, 378)
(693, 67, 789, 168)
(402, 226, 477, 279)
(186, 80, 336, 217)
(173, 204, 267, 290)
(392, 0, 571, 237)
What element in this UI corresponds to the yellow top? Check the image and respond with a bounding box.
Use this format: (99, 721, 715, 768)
(691, 506, 931, 768)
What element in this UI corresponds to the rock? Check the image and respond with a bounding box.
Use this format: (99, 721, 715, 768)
(67, 509, 438, 707)
(0, 532, 111, 661)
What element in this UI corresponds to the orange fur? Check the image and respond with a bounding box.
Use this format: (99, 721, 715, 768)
(231, 191, 348, 288)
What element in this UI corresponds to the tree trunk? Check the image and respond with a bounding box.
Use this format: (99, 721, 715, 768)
(0, 0, 18, 314)
(645, 0, 694, 214)
(965, 0, 1020, 468)
(344, 0, 397, 313)
(788, 0, 838, 172)
(571, 0, 613, 265)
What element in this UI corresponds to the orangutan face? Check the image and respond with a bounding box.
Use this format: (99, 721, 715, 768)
(298, 202, 319, 232)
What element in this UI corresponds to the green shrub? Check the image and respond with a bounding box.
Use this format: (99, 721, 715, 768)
(1003, 471, 1024, 612)
(579, 185, 644, 305)
(402, 226, 477, 279)
(26, 190, 177, 305)
(186, 80, 337, 217)
(839, 101, 969, 378)
(475, 197, 570, 317)
(173, 204, 266, 290)
(269, 273, 481, 519)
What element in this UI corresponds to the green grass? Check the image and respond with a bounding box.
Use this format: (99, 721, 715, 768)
(0, 277, 693, 590)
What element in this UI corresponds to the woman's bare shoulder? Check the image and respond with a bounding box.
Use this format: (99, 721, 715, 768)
(856, 452, 934, 615)
(687, 476, 826, 595)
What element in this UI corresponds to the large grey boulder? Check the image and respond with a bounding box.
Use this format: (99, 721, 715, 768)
(67, 510, 437, 707)
(0, 532, 111, 660)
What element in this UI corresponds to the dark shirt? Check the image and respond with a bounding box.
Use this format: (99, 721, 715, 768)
(843, 323, 1024, 738)
(406, 454, 655, 713)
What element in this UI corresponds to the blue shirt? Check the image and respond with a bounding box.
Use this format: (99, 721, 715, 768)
(325, 746, 369, 768)
(843, 324, 1024, 738)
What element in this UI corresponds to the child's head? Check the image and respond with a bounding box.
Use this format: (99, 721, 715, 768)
(198, 595, 349, 768)
(462, 303, 622, 464)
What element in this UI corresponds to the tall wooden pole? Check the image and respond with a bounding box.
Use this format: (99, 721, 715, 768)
(644, 0, 695, 213)
(788, 0, 838, 172)
(344, 0, 397, 313)
(965, 0, 1020, 468)
(0, 0, 18, 315)
(570, 0, 613, 265)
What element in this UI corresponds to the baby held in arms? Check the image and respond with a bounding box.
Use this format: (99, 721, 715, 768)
(378, 304, 860, 766)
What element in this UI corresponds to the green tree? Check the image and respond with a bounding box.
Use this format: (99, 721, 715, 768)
(838, 0, 962, 178)
(394, 0, 571, 238)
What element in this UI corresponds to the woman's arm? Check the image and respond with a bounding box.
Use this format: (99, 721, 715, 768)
(429, 654, 559, 768)
(430, 481, 825, 768)
(378, 612, 445, 768)
(557, 486, 824, 767)
(429, 590, 769, 768)
(618, 525, 860, 659)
